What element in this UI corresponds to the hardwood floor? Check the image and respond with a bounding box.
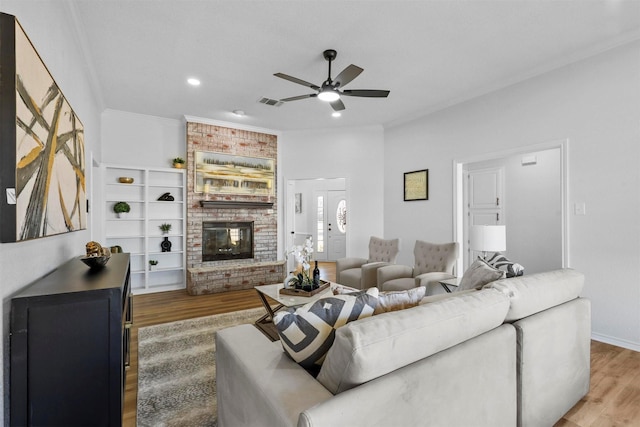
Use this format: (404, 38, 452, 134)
(123, 262, 640, 426)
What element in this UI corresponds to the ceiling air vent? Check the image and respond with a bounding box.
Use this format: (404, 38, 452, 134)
(257, 97, 283, 107)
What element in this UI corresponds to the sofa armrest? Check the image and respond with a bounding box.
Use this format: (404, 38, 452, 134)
(415, 272, 455, 288)
(335, 257, 367, 282)
(216, 324, 333, 427)
(377, 264, 414, 287)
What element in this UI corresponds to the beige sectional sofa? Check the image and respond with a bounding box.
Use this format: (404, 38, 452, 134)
(216, 269, 590, 427)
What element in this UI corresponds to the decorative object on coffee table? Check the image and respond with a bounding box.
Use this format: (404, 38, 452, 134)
(280, 280, 330, 297)
(285, 236, 319, 291)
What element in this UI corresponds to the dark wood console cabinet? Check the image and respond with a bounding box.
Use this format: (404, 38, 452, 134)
(10, 253, 132, 427)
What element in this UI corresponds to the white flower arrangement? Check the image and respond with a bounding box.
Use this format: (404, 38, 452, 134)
(286, 236, 315, 288)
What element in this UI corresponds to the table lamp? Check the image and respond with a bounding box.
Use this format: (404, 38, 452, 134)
(470, 225, 506, 259)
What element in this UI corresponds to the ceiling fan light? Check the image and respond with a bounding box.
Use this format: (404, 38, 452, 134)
(318, 89, 340, 102)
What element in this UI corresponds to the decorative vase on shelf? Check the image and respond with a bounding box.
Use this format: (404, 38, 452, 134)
(117, 212, 128, 219)
(161, 237, 172, 252)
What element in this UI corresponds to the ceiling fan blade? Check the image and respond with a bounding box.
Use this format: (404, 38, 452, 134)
(280, 94, 317, 102)
(342, 89, 390, 98)
(330, 98, 346, 111)
(274, 73, 320, 91)
(333, 64, 363, 88)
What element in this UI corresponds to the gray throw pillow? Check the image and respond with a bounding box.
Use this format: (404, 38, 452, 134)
(458, 257, 504, 291)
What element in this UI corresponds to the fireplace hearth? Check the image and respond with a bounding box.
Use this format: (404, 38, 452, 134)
(202, 221, 254, 261)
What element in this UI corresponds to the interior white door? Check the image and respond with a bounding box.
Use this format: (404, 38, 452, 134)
(327, 190, 347, 261)
(465, 167, 504, 266)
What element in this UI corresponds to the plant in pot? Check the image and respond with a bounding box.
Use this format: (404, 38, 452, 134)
(172, 157, 185, 169)
(159, 223, 172, 234)
(113, 201, 130, 218)
(149, 259, 158, 271)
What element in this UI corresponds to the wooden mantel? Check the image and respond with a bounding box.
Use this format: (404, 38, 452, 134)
(199, 200, 274, 209)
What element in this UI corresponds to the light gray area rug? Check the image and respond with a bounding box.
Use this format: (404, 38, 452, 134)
(136, 307, 267, 427)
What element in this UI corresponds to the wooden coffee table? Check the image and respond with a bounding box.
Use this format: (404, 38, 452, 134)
(254, 282, 335, 341)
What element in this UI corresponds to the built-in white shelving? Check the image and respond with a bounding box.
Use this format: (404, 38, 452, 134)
(102, 164, 186, 294)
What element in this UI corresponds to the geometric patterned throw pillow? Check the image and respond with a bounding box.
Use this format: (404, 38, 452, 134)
(274, 287, 378, 369)
(485, 252, 524, 278)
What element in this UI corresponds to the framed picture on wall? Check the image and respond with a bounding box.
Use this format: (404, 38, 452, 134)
(404, 169, 429, 201)
(0, 13, 86, 242)
(295, 193, 302, 213)
(194, 151, 275, 196)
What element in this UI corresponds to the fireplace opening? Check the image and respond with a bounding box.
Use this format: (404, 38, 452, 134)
(203, 221, 254, 261)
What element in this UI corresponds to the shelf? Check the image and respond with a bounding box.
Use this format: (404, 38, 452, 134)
(148, 184, 183, 189)
(148, 250, 184, 255)
(102, 164, 186, 294)
(148, 267, 183, 273)
(107, 183, 145, 187)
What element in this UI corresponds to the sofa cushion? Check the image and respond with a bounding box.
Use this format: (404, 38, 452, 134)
(486, 252, 524, 278)
(458, 257, 504, 291)
(316, 288, 510, 394)
(273, 287, 378, 369)
(333, 285, 426, 315)
(484, 268, 584, 322)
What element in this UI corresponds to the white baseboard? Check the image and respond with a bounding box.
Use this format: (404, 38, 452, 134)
(592, 333, 640, 352)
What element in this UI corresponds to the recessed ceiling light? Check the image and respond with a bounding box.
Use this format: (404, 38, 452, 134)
(187, 78, 201, 86)
(232, 110, 245, 117)
(332, 112, 341, 118)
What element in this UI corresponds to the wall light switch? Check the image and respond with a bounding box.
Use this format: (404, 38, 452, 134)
(6, 188, 16, 205)
(574, 202, 586, 216)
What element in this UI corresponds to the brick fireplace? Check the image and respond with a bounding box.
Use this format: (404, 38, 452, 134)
(185, 121, 284, 295)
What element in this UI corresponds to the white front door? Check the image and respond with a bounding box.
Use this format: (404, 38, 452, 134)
(327, 190, 347, 261)
(465, 167, 504, 266)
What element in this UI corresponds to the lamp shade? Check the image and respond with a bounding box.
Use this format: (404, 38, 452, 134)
(470, 225, 506, 253)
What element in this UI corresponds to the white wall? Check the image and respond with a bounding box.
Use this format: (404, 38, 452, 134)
(503, 148, 562, 274)
(280, 126, 385, 257)
(384, 41, 640, 350)
(0, 2, 103, 424)
(101, 109, 185, 168)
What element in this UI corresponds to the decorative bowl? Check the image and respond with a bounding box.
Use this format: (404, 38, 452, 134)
(118, 177, 134, 184)
(80, 255, 110, 270)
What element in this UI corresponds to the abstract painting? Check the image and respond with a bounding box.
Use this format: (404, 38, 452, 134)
(0, 13, 86, 242)
(195, 151, 274, 197)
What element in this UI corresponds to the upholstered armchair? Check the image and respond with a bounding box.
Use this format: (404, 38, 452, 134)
(336, 236, 401, 290)
(377, 240, 458, 294)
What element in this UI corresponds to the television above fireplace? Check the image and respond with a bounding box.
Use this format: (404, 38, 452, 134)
(202, 221, 254, 262)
